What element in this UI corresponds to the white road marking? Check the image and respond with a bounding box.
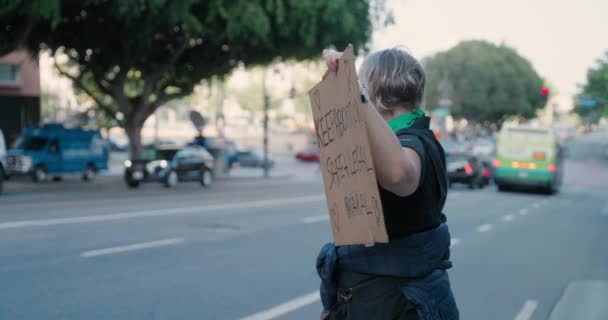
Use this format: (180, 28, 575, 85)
(519, 208, 529, 216)
(239, 291, 320, 320)
(477, 224, 493, 233)
(450, 237, 461, 247)
(81, 238, 185, 258)
(302, 215, 329, 224)
(0, 195, 325, 230)
(513, 300, 538, 320)
(532, 203, 541, 209)
(503, 214, 515, 222)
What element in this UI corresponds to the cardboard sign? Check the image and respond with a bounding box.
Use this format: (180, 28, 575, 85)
(308, 45, 388, 246)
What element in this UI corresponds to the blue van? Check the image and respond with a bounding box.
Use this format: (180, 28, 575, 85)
(7, 124, 109, 182)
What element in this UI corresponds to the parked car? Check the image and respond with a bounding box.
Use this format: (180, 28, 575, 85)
(295, 146, 320, 162)
(446, 152, 486, 189)
(7, 124, 108, 182)
(124, 144, 214, 188)
(0, 129, 7, 195)
(236, 149, 275, 168)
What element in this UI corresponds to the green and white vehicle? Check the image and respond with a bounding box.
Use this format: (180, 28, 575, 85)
(494, 126, 564, 193)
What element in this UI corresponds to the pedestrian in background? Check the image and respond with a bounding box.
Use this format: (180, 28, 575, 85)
(316, 48, 459, 320)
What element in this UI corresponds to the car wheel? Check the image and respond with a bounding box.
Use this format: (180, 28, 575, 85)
(164, 170, 178, 188)
(200, 168, 212, 188)
(497, 184, 508, 192)
(33, 165, 48, 182)
(126, 179, 140, 188)
(546, 181, 559, 195)
(0, 170, 4, 195)
(468, 177, 480, 189)
(82, 164, 97, 182)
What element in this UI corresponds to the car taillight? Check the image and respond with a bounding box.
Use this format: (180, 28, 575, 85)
(493, 159, 500, 167)
(548, 163, 556, 172)
(464, 163, 474, 174)
(482, 169, 490, 178)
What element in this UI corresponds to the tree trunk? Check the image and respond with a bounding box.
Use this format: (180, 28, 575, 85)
(125, 120, 143, 161)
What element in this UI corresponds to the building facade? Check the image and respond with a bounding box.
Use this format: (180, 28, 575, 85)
(0, 50, 41, 147)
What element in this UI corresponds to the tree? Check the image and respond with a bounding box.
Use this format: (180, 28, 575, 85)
(1, 0, 389, 159)
(423, 40, 545, 125)
(575, 51, 608, 123)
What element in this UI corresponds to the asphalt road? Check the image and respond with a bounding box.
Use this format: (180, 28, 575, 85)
(1, 131, 607, 320)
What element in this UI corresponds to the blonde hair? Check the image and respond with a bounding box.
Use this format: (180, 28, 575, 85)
(359, 48, 426, 113)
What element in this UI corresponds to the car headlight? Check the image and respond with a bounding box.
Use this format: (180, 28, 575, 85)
(124, 160, 132, 168)
(159, 160, 168, 168)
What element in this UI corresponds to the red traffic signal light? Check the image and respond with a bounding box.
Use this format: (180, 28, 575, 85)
(541, 87, 549, 97)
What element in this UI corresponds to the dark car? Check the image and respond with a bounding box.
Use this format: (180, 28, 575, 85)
(124, 144, 214, 188)
(236, 149, 275, 169)
(446, 152, 487, 189)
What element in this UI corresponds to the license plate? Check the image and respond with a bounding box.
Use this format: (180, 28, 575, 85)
(132, 171, 144, 180)
(518, 171, 528, 178)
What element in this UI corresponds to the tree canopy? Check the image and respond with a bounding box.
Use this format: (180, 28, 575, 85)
(1, 0, 388, 158)
(423, 40, 545, 125)
(575, 51, 608, 122)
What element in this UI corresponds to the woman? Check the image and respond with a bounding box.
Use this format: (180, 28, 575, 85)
(316, 48, 459, 320)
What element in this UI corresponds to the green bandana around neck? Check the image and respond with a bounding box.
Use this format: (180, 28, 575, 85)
(387, 109, 426, 133)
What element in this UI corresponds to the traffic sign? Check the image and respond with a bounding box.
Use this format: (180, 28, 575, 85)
(579, 98, 598, 108)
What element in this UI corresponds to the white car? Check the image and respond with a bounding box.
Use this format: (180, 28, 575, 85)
(0, 129, 7, 195)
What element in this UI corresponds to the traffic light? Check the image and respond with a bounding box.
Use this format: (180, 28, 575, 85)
(540, 87, 549, 97)
(540, 86, 549, 106)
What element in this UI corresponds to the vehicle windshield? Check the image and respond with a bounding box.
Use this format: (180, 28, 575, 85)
(16, 136, 48, 151)
(157, 149, 178, 160)
(446, 153, 469, 162)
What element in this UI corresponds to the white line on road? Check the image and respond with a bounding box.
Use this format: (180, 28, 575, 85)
(450, 238, 461, 247)
(503, 214, 515, 222)
(81, 238, 185, 258)
(239, 291, 320, 320)
(513, 300, 538, 320)
(477, 224, 493, 233)
(519, 208, 529, 216)
(302, 215, 329, 224)
(532, 203, 541, 209)
(0, 195, 325, 230)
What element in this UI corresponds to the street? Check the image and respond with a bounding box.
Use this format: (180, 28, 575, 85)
(1, 132, 607, 320)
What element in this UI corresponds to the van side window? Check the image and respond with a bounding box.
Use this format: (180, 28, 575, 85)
(49, 139, 60, 153)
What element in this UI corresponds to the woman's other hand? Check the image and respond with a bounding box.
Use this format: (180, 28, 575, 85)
(322, 49, 343, 72)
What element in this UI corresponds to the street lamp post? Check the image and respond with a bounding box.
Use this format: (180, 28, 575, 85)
(263, 91, 270, 178)
(262, 68, 271, 179)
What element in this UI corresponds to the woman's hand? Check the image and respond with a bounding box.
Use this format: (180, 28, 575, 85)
(322, 49, 343, 72)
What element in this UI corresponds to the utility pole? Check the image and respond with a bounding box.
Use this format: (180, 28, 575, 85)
(154, 109, 159, 145)
(262, 70, 270, 179)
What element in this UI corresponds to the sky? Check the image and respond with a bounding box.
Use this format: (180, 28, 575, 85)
(372, 0, 608, 110)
